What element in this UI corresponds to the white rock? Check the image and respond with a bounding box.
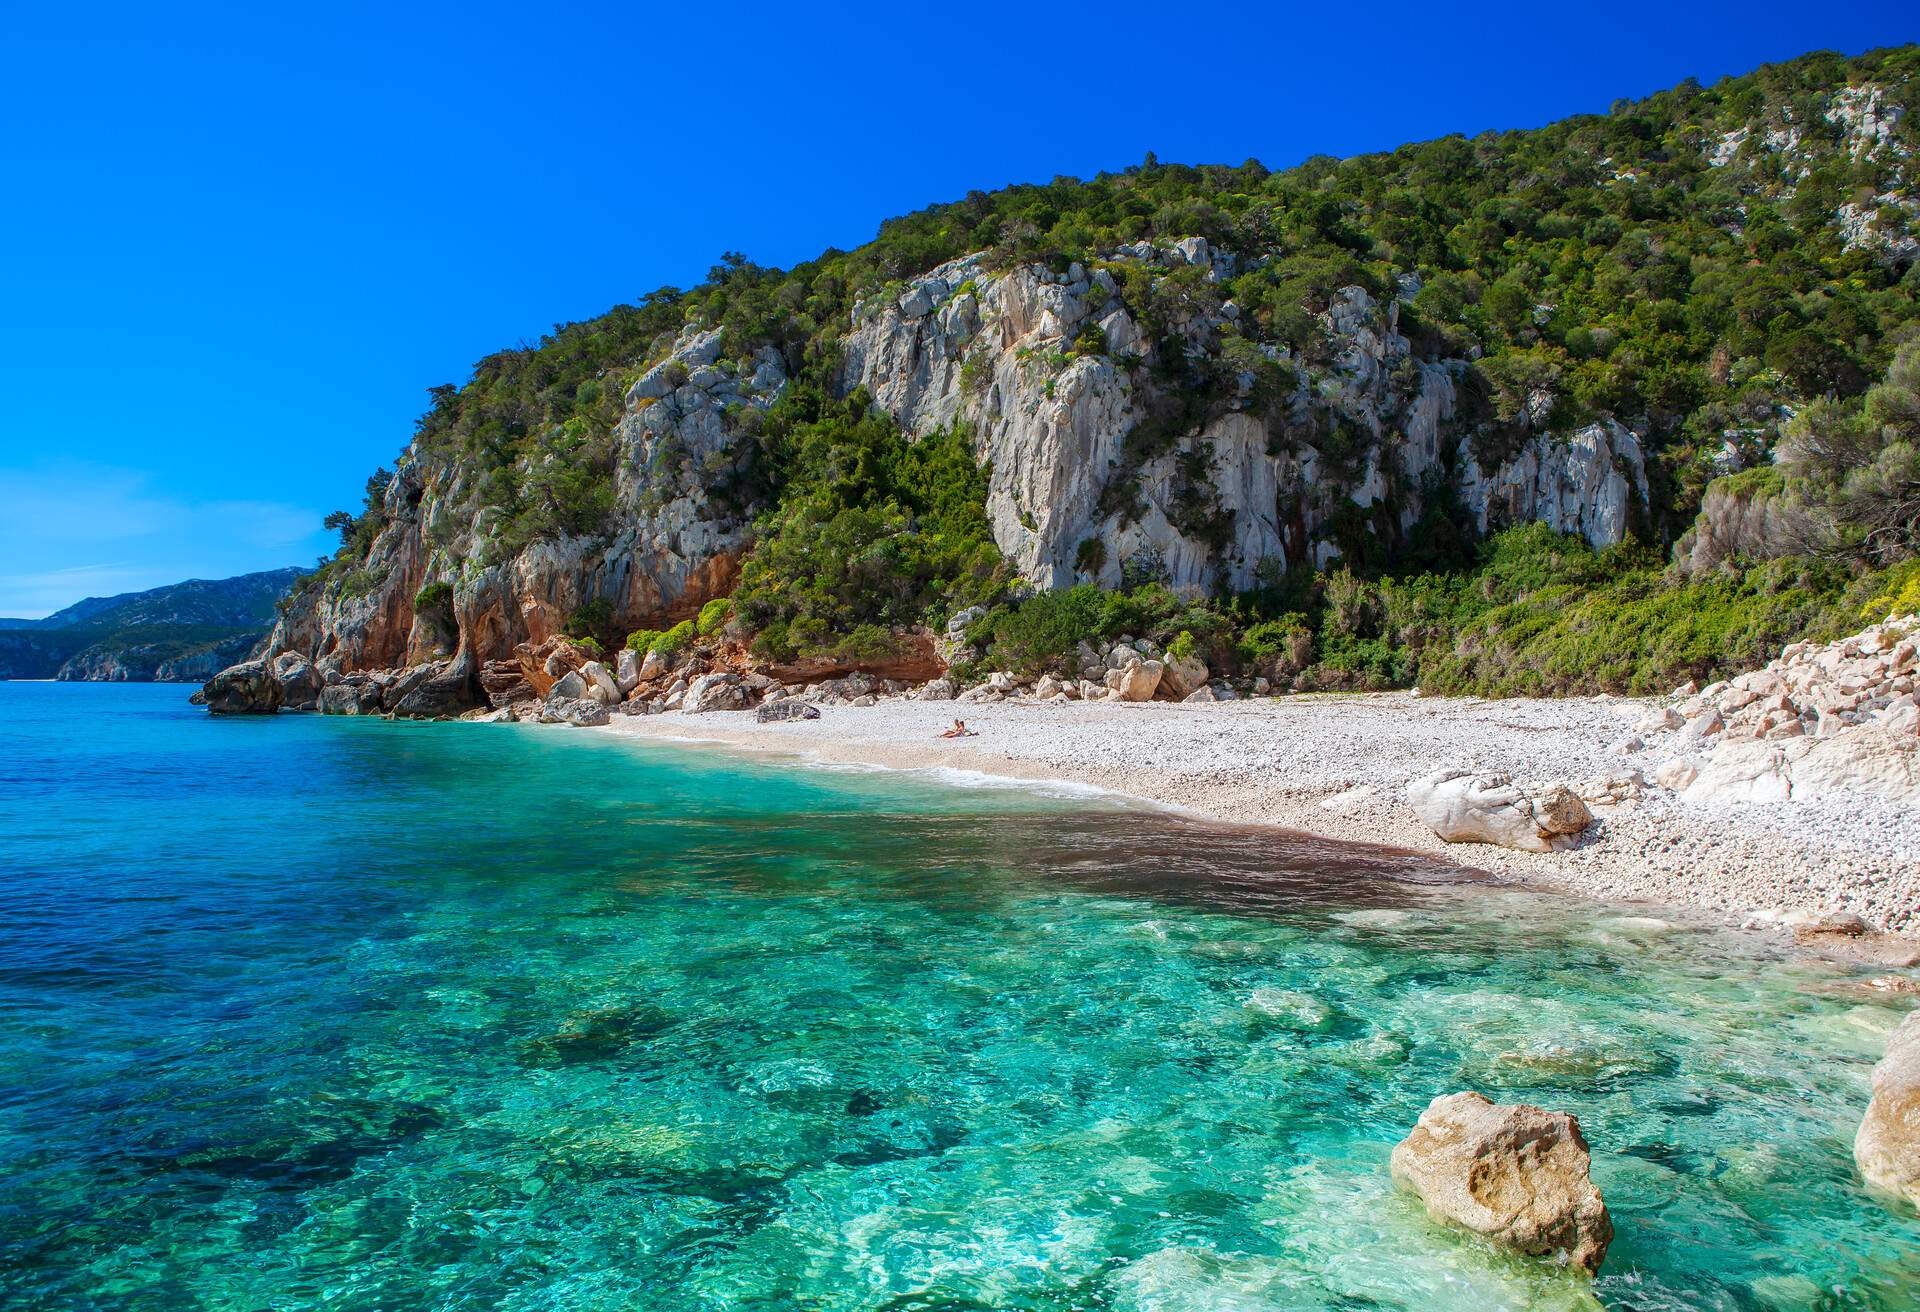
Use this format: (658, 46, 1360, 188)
(1320, 784, 1378, 816)
(1406, 769, 1594, 854)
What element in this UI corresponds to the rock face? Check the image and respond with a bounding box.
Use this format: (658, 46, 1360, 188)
(1857, 1011, 1920, 1209)
(1391, 1091, 1613, 1276)
(841, 253, 1648, 593)
(202, 324, 782, 716)
(1406, 769, 1595, 853)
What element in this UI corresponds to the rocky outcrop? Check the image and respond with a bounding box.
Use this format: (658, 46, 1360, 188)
(1673, 471, 1807, 575)
(1646, 616, 1920, 805)
(1391, 1091, 1613, 1275)
(1857, 1011, 1920, 1209)
(205, 324, 781, 716)
(842, 252, 1648, 594)
(1406, 769, 1595, 853)
(201, 660, 281, 715)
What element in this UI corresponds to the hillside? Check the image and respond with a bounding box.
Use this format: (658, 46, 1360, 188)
(0, 568, 305, 681)
(215, 47, 1920, 715)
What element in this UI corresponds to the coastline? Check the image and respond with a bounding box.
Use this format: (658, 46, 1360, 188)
(595, 690, 1920, 937)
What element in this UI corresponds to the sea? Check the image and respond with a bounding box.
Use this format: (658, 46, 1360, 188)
(1, 680, 1916, 1310)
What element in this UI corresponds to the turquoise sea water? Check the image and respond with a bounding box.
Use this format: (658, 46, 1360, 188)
(1, 682, 1916, 1310)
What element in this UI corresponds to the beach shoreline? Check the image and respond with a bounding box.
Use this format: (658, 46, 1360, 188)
(594, 690, 1920, 937)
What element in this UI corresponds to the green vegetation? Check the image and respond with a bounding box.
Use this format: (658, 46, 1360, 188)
(696, 598, 733, 637)
(413, 581, 453, 614)
(730, 385, 1007, 662)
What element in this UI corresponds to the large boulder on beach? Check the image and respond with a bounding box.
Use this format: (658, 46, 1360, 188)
(1405, 769, 1594, 853)
(615, 648, 643, 694)
(1391, 1091, 1613, 1275)
(1158, 653, 1210, 699)
(388, 660, 474, 719)
(1857, 1011, 1920, 1209)
(683, 671, 751, 713)
(538, 696, 610, 727)
(1116, 658, 1164, 702)
(201, 660, 281, 715)
(580, 660, 621, 705)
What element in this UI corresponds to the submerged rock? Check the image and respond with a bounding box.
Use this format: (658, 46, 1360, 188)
(1391, 1091, 1613, 1275)
(1857, 1011, 1920, 1209)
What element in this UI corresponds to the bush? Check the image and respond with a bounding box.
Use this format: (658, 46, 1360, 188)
(624, 628, 664, 654)
(563, 598, 616, 642)
(654, 620, 696, 658)
(413, 581, 453, 614)
(973, 585, 1110, 674)
(1238, 614, 1313, 680)
(697, 597, 734, 636)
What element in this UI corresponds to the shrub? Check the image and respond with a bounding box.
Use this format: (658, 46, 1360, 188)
(697, 597, 734, 636)
(624, 628, 665, 654)
(1238, 614, 1313, 680)
(563, 598, 616, 641)
(654, 620, 696, 658)
(413, 581, 453, 614)
(974, 585, 1110, 674)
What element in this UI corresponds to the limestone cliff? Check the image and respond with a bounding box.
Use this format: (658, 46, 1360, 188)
(841, 249, 1648, 593)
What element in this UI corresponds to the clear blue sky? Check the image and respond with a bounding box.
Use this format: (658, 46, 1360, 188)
(1, 2, 1912, 615)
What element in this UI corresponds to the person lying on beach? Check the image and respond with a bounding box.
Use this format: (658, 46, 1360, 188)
(938, 719, 976, 738)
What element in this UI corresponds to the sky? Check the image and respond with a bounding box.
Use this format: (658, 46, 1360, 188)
(1, 2, 1913, 616)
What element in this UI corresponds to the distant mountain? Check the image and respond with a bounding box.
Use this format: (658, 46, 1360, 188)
(0, 567, 306, 682)
(0, 567, 305, 631)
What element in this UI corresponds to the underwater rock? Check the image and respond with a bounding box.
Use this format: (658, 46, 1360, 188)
(1856, 1010, 1920, 1209)
(1391, 1091, 1613, 1275)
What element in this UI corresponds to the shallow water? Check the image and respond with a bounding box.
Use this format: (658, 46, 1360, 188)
(1, 682, 1915, 1310)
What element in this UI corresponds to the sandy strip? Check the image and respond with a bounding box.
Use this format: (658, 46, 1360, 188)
(593, 691, 1920, 934)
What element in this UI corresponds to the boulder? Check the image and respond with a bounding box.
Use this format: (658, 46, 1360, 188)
(638, 647, 668, 682)
(200, 660, 280, 715)
(1682, 739, 1792, 804)
(1078, 678, 1108, 701)
(317, 678, 382, 716)
(479, 658, 537, 707)
(920, 677, 957, 700)
(1159, 654, 1210, 699)
(1319, 784, 1377, 816)
(580, 660, 621, 705)
(615, 648, 642, 694)
(683, 672, 751, 713)
(755, 699, 821, 723)
(1116, 658, 1164, 702)
(1181, 685, 1217, 704)
(1034, 673, 1063, 699)
(1405, 769, 1594, 853)
(549, 670, 588, 701)
(270, 651, 318, 705)
(389, 660, 475, 719)
(1391, 1091, 1613, 1275)
(1857, 1011, 1920, 1210)
(946, 605, 986, 637)
(538, 696, 610, 727)
(1653, 756, 1702, 790)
